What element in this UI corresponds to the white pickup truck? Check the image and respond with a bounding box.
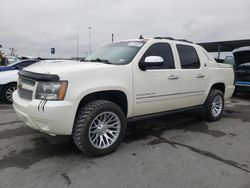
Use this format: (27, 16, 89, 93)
(13, 37, 235, 156)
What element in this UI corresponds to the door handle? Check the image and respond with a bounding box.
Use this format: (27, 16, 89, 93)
(196, 74, 205, 78)
(168, 74, 179, 80)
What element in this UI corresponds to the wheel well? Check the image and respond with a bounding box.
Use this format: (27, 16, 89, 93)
(1, 82, 17, 94)
(210, 83, 225, 94)
(77, 90, 128, 116)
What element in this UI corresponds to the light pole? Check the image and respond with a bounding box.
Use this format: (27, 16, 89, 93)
(88, 27, 91, 55)
(77, 28, 79, 61)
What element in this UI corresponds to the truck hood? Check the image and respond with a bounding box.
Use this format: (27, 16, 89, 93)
(23, 60, 115, 75)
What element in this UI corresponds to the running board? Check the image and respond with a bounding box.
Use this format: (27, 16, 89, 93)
(127, 105, 203, 123)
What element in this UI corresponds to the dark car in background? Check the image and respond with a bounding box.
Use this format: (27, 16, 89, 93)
(224, 47, 250, 94)
(0, 59, 40, 103)
(0, 59, 39, 72)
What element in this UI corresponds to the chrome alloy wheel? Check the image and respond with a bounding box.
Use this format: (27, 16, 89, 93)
(211, 95, 223, 117)
(88, 112, 121, 149)
(5, 85, 17, 102)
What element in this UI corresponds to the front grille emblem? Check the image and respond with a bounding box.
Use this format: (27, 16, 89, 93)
(17, 82, 22, 88)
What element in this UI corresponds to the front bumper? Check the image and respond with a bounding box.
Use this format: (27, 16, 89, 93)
(235, 81, 250, 92)
(235, 85, 250, 92)
(12, 91, 76, 135)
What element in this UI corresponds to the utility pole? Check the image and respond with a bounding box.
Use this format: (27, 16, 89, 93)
(217, 44, 221, 60)
(77, 28, 79, 61)
(88, 27, 91, 54)
(112, 33, 114, 43)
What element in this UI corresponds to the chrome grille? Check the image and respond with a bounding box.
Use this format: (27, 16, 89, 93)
(19, 77, 35, 86)
(18, 88, 33, 100)
(18, 76, 36, 100)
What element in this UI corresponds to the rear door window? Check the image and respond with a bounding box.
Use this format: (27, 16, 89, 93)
(177, 45, 200, 69)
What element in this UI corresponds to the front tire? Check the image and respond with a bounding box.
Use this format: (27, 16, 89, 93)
(201, 89, 224, 122)
(2, 83, 17, 104)
(72, 100, 126, 156)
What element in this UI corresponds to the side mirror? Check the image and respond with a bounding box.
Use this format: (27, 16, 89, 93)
(139, 56, 164, 71)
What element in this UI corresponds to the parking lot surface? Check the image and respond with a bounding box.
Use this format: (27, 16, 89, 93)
(0, 96, 250, 188)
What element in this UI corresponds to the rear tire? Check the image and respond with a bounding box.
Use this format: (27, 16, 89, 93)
(201, 89, 224, 122)
(2, 83, 17, 104)
(72, 100, 126, 156)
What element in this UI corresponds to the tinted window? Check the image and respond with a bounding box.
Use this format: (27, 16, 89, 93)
(177, 45, 200, 69)
(140, 43, 175, 69)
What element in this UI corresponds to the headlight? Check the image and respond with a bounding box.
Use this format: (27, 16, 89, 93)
(35, 81, 68, 100)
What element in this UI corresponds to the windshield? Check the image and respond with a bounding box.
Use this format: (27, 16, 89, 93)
(6, 60, 22, 67)
(85, 41, 145, 65)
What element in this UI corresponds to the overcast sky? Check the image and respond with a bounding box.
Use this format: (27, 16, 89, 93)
(0, 0, 249, 58)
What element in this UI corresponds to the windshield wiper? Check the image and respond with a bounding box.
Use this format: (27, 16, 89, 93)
(89, 58, 113, 64)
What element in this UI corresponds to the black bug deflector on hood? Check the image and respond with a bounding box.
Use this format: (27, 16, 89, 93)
(18, 70, 60, 82)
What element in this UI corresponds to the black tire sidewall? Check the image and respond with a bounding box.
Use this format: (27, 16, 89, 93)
(73, 100, 126, 156)
(84, 105, 125, 152)
(204, 89, 224, 121)
(2, 83, 17, 104)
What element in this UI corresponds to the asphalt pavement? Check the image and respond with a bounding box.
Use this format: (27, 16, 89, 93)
(0, 95, 250, 188)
